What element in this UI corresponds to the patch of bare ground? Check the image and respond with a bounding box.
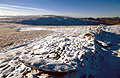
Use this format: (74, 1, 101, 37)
(0, 26, 53, 50)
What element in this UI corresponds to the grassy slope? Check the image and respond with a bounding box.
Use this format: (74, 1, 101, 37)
(0, 25, 53, 50)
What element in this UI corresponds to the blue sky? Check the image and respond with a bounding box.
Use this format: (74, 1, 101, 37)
(0, 0, 120, 17)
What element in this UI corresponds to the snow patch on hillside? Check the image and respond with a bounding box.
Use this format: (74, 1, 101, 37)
(0, 25, 120, 78)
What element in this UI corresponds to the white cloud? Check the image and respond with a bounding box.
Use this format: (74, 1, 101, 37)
(0, 4, 60, 16)
(0, 4, 102, 17)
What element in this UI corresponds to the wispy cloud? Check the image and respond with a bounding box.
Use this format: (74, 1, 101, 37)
(0, 4, 60, 16)
(0, 4, 97, 17)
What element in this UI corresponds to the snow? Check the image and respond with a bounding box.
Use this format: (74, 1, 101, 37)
(0, 25, 120, 78)
(19, 27, 48, 31)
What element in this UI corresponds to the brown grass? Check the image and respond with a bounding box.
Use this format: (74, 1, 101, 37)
(0, 25, 53, 50)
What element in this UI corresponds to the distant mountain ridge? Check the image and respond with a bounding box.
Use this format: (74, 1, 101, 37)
(86, 17, 120, 25)
(0, 15, 120, 25)
(16, 15, 101, 25)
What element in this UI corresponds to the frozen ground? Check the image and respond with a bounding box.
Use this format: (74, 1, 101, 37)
(0, 25, 120, 78)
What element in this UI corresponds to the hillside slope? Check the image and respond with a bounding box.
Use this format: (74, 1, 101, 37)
(0, 15, 101, 25)
(0, 25, 120, 78)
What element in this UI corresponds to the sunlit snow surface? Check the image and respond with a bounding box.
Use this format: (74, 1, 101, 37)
(0, 25, 120, 78)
